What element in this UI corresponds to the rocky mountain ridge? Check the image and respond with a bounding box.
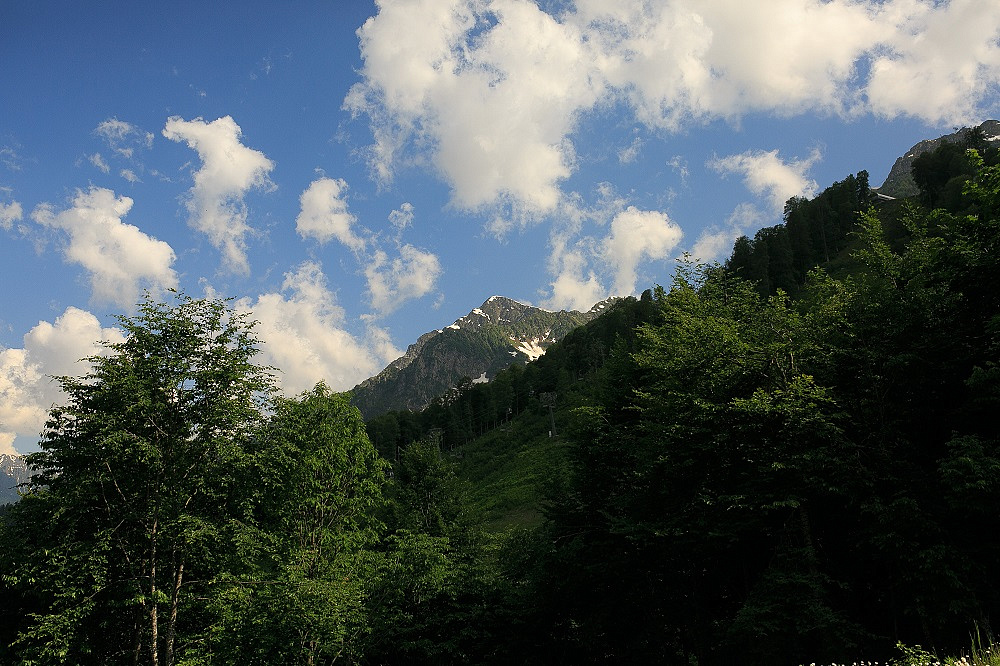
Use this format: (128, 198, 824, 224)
(349, 295, 617, 418)
(877, 120, 1000, 198)
(1, 453, 30, 504)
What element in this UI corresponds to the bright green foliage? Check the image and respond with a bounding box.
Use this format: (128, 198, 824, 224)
(212, 384, 388, 665)
(1, 294, 275, 665)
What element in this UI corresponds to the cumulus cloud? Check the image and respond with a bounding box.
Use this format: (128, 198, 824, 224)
(867, 0, 1000, 125)
(708, 148, 821, 213)
(1, 200, 22, 230)
(237, 261, 401, 393)
(162, 115, 274, 274)
(541, 194, 689, 309)
(604, 206, 684, 295)
(0, 307, 124, 454)
(346, 0, 602, 216)
(348, 0, 1000, 217)
(365, 244, 442, 315)
(690, 203, 767, 263)
(544, 239, 605, 312)
(31, 187, 178, 307)
(296, 177, 366, 251)
(293, 183, 439, 316)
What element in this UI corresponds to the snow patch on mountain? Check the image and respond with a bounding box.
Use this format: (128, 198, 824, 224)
(515, 338, 546, 361)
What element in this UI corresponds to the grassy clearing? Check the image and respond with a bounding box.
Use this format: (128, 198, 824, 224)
(448, 408, 570, 530)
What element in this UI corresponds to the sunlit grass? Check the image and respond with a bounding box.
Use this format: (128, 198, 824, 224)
(800, 632, 1000, 666)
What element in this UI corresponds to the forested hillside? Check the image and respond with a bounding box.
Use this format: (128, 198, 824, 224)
(368, 139, 1000, 663)
(2, 139, 1000, 665)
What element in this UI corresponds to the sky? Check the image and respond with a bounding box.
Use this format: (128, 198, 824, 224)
(2, 0, 1000, 455)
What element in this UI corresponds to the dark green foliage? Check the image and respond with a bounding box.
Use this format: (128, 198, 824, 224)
(528, 155, 1000, 664)
(911, 131, 1000, 210)
(728, 171, 872, 296)
(365, 439, 517, 664)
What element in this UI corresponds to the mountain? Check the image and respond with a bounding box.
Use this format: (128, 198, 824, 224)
(350, 295, 617, 419)
(877, 119, 1000, 198)
(1, 453, 30, 504)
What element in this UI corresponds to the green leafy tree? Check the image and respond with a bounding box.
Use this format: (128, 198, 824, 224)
(365, 439, 512, 664)
(214, 384, 389, 665)
(1, 293, 275, 666)
(538, 263, 861, 663)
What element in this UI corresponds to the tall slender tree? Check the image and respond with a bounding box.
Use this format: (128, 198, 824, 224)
(2, 293, 275, 665)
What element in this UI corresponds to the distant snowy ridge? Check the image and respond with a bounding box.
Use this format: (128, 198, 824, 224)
(349, 295, 620, 418)
(1, 453, 31, 504)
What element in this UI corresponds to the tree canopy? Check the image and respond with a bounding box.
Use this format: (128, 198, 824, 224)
(3, 149, 1000, 665)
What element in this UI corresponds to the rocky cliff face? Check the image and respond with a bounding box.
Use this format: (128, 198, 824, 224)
(1, 453, 30, 504)
(349, 296, 616, 419)
(877, 120, 1000, 198)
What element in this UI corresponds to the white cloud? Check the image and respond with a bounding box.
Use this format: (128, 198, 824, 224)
(31, 187, 178, 307)
(89, 152, 110, 174)
(162, 115, 274, 274)
(1, 200, 22, 230)
(867, 0, 1000, 125)
(543, 238, 605, 312)
(237, 261, 401, 394)
(120, 169, 140, 183)
(388, 202, 414, 237)
(604, 206, 684, 295)
(364, 244, 442, 315)
(708, 148, 820, 214)
(348, 0, 1000, 218)
(1, 145, 25, 172)
(0, 308, 124, 454)
(541, 194, 688, 308)
(690, 202, 766, 263)
(591, 0, 888, 126)
(618, 137, 642, 164)
(94, 118, 154, 158)
(347, 0, 603, 217)
(296, 177, 366, 251)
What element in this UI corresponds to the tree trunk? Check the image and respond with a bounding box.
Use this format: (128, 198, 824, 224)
(132, 605, 144, 666)
(165, 553, 184, 666)
(150, 532, 159, 666)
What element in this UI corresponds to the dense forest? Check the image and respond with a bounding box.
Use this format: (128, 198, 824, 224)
(2, 135, 1000, 665)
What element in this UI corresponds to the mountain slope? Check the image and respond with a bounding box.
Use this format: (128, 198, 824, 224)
(350, 296, 615, 419)
(1, 454, 29, 505)
(878, 120, 1000, 198)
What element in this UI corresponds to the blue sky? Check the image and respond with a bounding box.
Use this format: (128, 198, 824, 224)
(3, 0, 999, 454)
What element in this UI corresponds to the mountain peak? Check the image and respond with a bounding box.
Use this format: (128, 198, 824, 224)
(350, 294, 608, 418)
